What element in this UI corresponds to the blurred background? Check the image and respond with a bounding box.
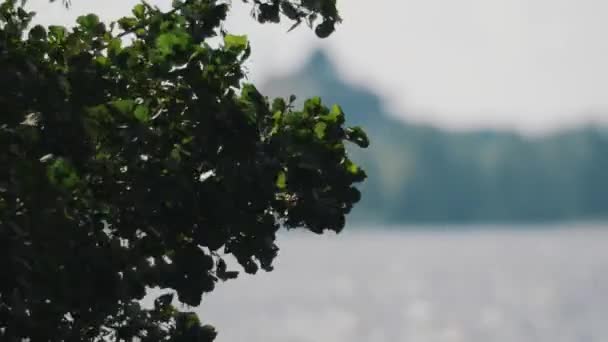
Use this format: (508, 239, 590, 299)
(31, 0, 608, 341)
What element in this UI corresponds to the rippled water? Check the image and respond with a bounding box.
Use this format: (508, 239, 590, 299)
(193, 225, 608, 342)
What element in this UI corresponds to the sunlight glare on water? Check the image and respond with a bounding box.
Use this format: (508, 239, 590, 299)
(195, 225, 608, 342)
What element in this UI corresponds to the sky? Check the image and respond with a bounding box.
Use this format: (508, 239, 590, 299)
(28, 0, 608, 134)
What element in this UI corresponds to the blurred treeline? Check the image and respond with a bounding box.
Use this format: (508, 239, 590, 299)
(263, 51, 608, 223)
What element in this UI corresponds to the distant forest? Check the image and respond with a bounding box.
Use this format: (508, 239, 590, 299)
(263, 51, 608, 223)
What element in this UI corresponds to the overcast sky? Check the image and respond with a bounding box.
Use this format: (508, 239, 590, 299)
(28, 0, 608, 134)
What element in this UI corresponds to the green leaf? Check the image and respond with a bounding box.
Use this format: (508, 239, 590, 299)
(241, 84, 265, 109)
(199, 325, 218, 341)
(76, 14, 100, 31)
(345, 159, 359, 174)
(315, 19, 335, 38)
(271, 111, 282, 135)
(46, 157, 80, 189)
(16, 7, 30, 20)
(276, 170, 287, 190)
(107, 38, 122, 56)
(28, 25, 46, 41)
(182, 312, 200, 329)
(134, 105, 150, 122)
(170, 146, 182, 162)
(258, 3, 280, 23)
(281, 1, 300, 20)
(117, 17, 138, 31)
(154, 293, 174, 311)
(272, 110, 282, 123)
(110, 99, 135, 114)
(160, 21, 172, 32)
(345, 126, 369, 148)
(95, 56, 109, 67)
(156, 31, 190, 56)
(303, 97, 322, 116)
(85, 104, 111, 122)
(314, 122, 327, 139)
(241, 84, 261, 101)
(343, 159, 366, 182)
(271, 98, 286, 113)
(132, 4, 145, 18)
(48, 25, 66, 41)
(239, 84, 268, 121)
(223, 34, 248, 52)
(322, 104, 345, 124)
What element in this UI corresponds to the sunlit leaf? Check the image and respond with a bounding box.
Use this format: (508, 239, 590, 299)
(132, 4, 145, 18)
(134, 104, 150, 122)
(223, 34, 248, 52)
(314, 122, 327, 139)
(276, 170, 287, 189)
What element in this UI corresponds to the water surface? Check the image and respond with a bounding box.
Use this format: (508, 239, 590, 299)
(197, 225, 608, 342)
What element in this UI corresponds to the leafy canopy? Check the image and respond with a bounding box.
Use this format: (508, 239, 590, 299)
(0, 0, 368, 340)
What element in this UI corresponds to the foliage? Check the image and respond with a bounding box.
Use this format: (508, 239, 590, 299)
(0, 0, 367, 340)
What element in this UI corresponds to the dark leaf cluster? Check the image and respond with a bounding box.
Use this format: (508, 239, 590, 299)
(0, 0, 367, 340)
(242, 0, 340, 37)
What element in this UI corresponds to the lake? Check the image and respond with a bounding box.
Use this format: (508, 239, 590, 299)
(188, 224, 608, 342)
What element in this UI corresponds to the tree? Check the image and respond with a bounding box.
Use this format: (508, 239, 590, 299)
(0, 0, 368, 340)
